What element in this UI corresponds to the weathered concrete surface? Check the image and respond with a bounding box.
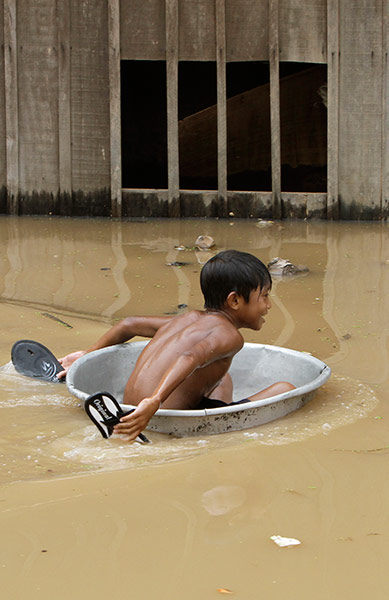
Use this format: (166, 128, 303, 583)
(18, 1, 59, 195)
(338, 199, 384, 221)
(2, 189, 111, 217)
(70, 190, 111, 217)
(228, 192, 273, 219)
(70, 0, 110, 194)
(0, 189, 329, 219)
(338, 0, 384, 219)
(120, 190, 326, 219)
(122, 190, 170, 218)
(282, 192, 327, 219)
(120, 0, 327, 64)
(0, 2, 5, 196)
(0, 0, 111, 217)
(0, 186, 6, 214)
(180, 191, 218, 218)
(0, 0, 387, 219)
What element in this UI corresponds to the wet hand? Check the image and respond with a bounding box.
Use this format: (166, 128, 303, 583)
(113, 397, 159, 441)
(57, 350, 86, 379)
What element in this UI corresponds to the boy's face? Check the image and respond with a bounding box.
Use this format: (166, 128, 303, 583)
(237, 285, 272, 330)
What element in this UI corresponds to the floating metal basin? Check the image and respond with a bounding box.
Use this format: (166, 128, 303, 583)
(67, 341, 331, 437)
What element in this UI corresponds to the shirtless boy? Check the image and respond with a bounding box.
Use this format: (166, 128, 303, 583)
(58, 250, 294, 441)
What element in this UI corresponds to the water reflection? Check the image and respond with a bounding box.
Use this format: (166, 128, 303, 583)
(101, 227, 131, 318)
(1, 216, 388, 372)
(322, 226, 389, 383)
(1, 216, 388, 370)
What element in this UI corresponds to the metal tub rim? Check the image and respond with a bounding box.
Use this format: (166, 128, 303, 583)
(66, 341, 331, 433)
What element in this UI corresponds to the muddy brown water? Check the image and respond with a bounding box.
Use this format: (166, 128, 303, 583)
(0, 216, 388, 599)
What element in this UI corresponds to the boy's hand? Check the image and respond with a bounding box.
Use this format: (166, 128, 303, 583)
(113, 397, 159, 441)
(57, 350, 86, 379)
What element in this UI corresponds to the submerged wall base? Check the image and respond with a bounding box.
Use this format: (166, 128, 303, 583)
(122, 190, 328, 219)
(0, 188, 387, 220)
(1, 189, 111, 217)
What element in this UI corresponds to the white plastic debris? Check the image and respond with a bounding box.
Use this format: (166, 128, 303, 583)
(256, 219, 274, 228)
(195, 235, 215, 250)
(270, 535, 301, 548)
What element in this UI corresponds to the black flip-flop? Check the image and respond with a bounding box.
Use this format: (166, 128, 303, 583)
(11, 339, 64, 383)
(84, 391, 150, 443)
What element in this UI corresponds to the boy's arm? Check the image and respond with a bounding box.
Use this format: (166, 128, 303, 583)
(57, 315, 173, 378)
(86, 316, 173, 352)
(114, 329, 244, 440)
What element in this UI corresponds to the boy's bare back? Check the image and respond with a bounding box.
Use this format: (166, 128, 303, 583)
(124, 310, 243, 410)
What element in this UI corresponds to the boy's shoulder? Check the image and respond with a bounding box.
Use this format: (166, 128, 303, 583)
(175, 309, 203, 322)
(166, 309, 243, 355)
(190, 309, 244, 342)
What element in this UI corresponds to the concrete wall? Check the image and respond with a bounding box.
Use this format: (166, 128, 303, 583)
(338, 0, 386, 218)
(120, 0, 327, 63)
(0, 0, 6, 212)
(0, 0, 387, 219)
(1, 0, 111, 216)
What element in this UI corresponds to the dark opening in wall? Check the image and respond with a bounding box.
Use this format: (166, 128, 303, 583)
(120, 60, 327, 195)
(226, 61, 272, 191)
(279, 62, 327, 192)
(178, 62, 217, 190)
(178, 62, 273, 192)
(121, 61, 167, 189)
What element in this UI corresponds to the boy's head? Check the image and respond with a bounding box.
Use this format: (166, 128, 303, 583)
(200, 250, 272, 310)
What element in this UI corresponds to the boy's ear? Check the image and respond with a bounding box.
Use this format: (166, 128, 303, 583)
(226, 291, 242, 310)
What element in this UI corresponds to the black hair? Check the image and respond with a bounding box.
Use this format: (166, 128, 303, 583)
(200, 249, 272, 310)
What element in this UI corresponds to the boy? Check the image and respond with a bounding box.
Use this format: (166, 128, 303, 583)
(58, 250, 294, 441)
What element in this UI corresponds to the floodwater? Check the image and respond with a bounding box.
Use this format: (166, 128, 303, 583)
(0, 215, 388, 599)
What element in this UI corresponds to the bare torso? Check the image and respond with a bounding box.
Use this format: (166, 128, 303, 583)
(123, 310, 243, 409)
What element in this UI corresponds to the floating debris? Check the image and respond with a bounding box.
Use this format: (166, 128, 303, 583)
(41, 312, 73, 329)
(195, 235, 215, 250)
(255, 219, 274, 228)
(166, 261, 190, 267)
(270, 535, 301, 548)
(268, 257, 309, 277)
